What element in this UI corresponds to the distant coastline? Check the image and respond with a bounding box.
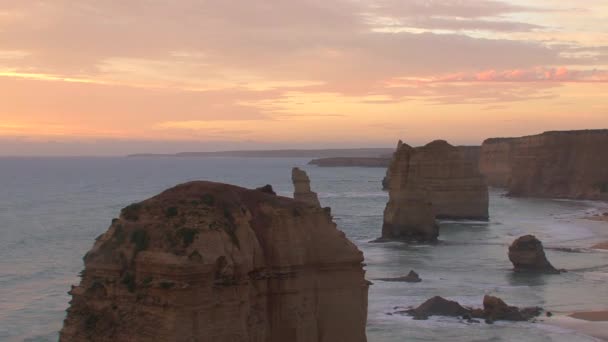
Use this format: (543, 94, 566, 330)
(128, 148, 394, 158)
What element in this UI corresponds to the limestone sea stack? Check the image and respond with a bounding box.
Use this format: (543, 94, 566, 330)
(381, 141, 439, 242)
(479, 138, 515, 188)
(409, 140, 488, 220)
(292, 167, 322, 207)
(60, 181, 369, 342)
(480, 130, 608, 200)
(508, 235, 559, 274)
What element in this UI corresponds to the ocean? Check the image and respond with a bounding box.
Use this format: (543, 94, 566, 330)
(0, 157, 607, 341)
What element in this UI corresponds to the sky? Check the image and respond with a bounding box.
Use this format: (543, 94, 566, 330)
(1, 0, 607, 155)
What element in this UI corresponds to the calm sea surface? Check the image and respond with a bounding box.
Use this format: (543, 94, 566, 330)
(1, 157, 607, 341)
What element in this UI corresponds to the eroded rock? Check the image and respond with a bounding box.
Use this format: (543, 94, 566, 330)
(60, 181, 369, 342)
(508, 235, 560, 274)
(376, 270, 422, 283)
(292, 167, 321, 207)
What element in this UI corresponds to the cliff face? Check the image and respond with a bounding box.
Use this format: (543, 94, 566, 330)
(479, 138, 515, 188)
(60, 181, 368, 342)
(382, 141, 439, 241)
(507, 130, 608, 200)
(409, 141, 488, 220)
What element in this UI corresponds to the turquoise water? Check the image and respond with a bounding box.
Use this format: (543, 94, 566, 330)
(0, 157, 607, 341)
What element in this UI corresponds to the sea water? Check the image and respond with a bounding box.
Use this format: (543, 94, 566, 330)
(0, 157, 607, 341)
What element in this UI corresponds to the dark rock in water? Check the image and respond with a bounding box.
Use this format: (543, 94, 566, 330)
(400, 295, 543, 323)
(255, 184, 276, 195)
(508, 235, 560, 273)
(483, 295, 542, 321)
(376, 270, 422, 283)
(405, 296, 470, 318)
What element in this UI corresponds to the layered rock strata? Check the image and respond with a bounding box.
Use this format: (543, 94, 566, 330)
(292, 167, 322, 207)
(382, 141, 439, 242)
(381, 140, 488, 241)
(508, 235, 559, 274)
(480, 130, 608, 200)
(60, 181, 369, 342)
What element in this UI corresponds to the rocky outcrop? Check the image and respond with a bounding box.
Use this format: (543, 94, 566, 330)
(382, 139, 489, 239)
(480, 130, 608, 199)
(292, 167, 322, 207)
(409, 140, 488, 220)
(60, 181, 368, 342)
(308, 157, 390, 168)
(376, 270, 421, 283)
(508, 235, 559, 274)
(401, 295, 542, 322)
(382, 146, 480, 191)
(381, 141, 439, 242)
(479, 138, 515, 188)
(508, 130, 608, 200)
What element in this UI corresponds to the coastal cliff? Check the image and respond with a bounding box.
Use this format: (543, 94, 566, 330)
(480, 130, 608, 200)
(292, 167, 322, 207)
(60, 181, 368, 342)
(508, 130, 608, 200)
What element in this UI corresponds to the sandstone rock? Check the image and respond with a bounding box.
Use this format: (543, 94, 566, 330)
(292, 167, 321, 207)
(409, 140, 488, 220)
(405, 296, 470, 319)
(381, 139, 489, 241)
(376, 270, 422, 283)
(508, 235, 559, 273)
(381, 141, 439, 242)
(401, 295, 542, 322)
(483, 295, 541, 321)
(60, 181, 368, 342)
(481, 130, 608, 200)
(479, 138, 515, 188)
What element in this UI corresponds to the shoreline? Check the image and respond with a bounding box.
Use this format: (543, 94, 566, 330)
(547, 312, 608, 341)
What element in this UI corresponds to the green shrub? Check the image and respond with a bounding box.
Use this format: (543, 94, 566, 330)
(130, 229, 149, 253)
(201, 194, 215, 206)
(176, 228, 198, 247)
(165, 206, 178, 218)
(121, 203, 141, 221)
(121, 272, 136, 293)
(142, 276, 153, 286)
(598, 182, 608, 193)
(160, 281, 175, 289)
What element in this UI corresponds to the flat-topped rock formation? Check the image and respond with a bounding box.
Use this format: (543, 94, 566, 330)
(60, 181, 369, 342)
(508, 235, 560, 274)
(382, 139, 489, 234)
(292, 167, 322, 207)
(480, 130, 608, 200)
(308, 157, 390, 168)
(381, 141, 439, 242)
(409, 140, 488, 220)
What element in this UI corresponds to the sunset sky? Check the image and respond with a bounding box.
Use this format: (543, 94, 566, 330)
(1, 0, 607, 155)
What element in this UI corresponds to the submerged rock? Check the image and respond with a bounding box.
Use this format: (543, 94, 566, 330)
(60, 181, 369, 342)
(508, 235, 560, 274)
(405, 296, 470, 319)
(376, 270, 422, 283)
(292, 167, 321, 207)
